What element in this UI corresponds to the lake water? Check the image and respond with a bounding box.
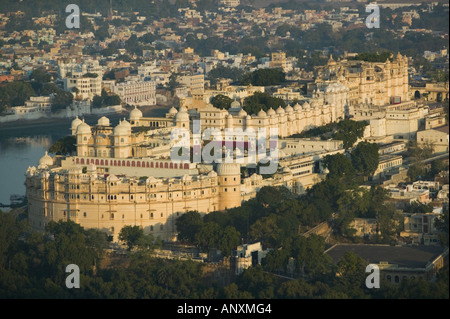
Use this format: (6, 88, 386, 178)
(0, 107, 169, 206)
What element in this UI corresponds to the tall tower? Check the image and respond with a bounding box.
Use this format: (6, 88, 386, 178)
(113, 120, 131, 158)
(76, 119, 91, 157)
(216, 163, 241, 211)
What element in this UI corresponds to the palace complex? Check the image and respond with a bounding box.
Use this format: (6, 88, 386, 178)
(25, 53, 444, 242)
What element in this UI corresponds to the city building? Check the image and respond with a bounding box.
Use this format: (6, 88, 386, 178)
(314, 53, 410, 108)
(113, 81, 156, 106)
(417, 125, 449, 154)
(25, 99, 350, 241)
(325, 244, 449, 284)
(232, 242, 269, 275)
(58, 59, 103, 100)
(11, 96, 53, 115)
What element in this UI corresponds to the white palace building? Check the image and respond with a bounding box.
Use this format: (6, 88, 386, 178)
(25, 81, 353, 242)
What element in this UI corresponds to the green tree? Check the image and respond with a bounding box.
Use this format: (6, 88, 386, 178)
(168, 73, 180, 94)
(333, 119, 367, 149)
(92, 89, 121, 108)
(194, 221, 220, 250)
(175, 211, 203, 243)
(262, 248, 290, 274)
(30, 68, 52, 84)
(119, 225, 144, 251)
(404, 202, 433, 215)
(217, 226, 241, 257)
(241, 68, 285, 86)
(434, 209, 449, 247)
(210, 94, 233, 110)
(92, 95, 103, 108)
(207, 66, 245, 86)
(351, 142, 379, 177)
(334, 188, 371, 237)
(243, 91, 286, 115)
(237, 265, 276, 299)
(322, 153, 354, 180)
(290, 234, 332, 279)
(49, 135, 76, 155)
(256, 186, 293, 208)
(376, 205, 404, 243)
(249, 215, 280, 249)
(0, 81, 35, 110)
(334, 251, 368, 298)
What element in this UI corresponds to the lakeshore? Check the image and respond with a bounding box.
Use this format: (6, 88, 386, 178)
(0, 104, 171, 204)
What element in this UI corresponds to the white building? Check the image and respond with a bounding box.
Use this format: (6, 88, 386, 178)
(113, 81, 156, 105)
(12, 96, 53, 115)
(64, 76, 102, 100)
(59, 59, 103, 100)
(58, 58, 102, 79)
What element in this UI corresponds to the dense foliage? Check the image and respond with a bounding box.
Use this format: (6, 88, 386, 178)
(243, 91, 286, 115)
(49, 135, 77, 155)
(210, 94, 233, 110)
(92, 89, 121, 108)
(241, 68, 286, 87)
(1, 203, 447, 299)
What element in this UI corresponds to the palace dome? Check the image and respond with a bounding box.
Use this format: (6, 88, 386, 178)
(114, 120, 130, 136)
(97, 116, 110, 126)
(285, 105, 293, 113)
(38, 151, 53, 167)
(267, 108, 276, 116)
(76, 120, 91, 135)
(129, 107, 143, 121)
(293, 103, 302, 111)
(230, 99, 241, 109)
(276, 106, 285, 114)
(168, 106, 178, 114)
(71, 116, 82, 131)
(257, 109, 267, 117)
(216, 163, 240, 176)
(238, 108, 247, 117)
(175, 109, 190, 122)
(121, 119, 132, 130)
